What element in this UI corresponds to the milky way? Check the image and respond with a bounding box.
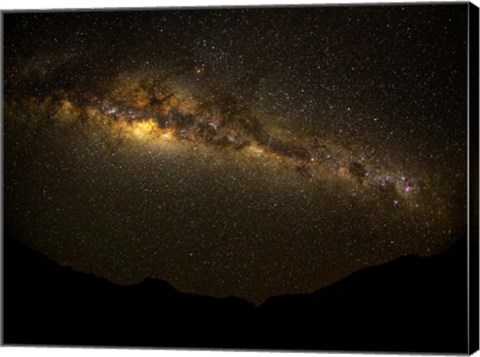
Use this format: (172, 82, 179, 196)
(3, 5, 468, 304)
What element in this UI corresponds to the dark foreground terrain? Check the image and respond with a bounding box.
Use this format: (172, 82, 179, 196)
(3, 234, 468, 353)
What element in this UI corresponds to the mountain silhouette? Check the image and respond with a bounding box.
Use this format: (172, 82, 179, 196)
(3, 234, 468, 353)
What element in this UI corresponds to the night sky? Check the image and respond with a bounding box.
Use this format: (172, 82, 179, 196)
(3, 4, 468, 304)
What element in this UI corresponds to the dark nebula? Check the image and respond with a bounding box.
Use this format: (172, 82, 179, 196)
(3, 4, 468, 304)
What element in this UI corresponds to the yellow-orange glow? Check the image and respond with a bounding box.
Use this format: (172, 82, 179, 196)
(246, 143, 264, 156)
(131, 120, 156, 139)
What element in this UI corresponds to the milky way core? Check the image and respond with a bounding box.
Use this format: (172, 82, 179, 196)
(3, 5, 468, 304)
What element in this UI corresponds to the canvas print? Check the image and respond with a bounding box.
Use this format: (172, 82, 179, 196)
(2, 2, 479, 353)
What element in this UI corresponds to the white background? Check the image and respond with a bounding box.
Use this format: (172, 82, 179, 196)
(0, 0, 478, 357)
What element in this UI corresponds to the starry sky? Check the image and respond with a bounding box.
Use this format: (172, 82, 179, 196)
(3, 4, 468, 304)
